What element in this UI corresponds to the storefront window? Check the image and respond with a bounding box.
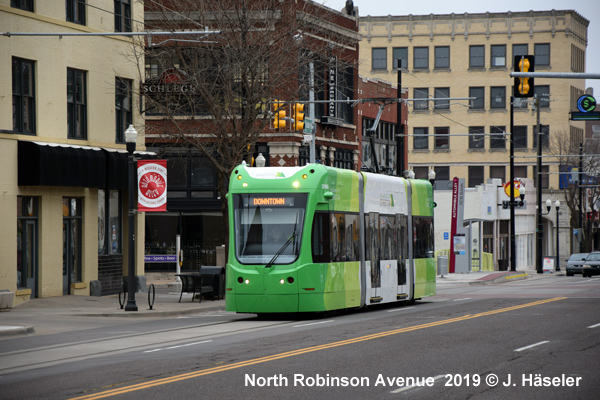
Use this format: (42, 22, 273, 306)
(17, 196, 38, 293)
(98, 189, 122, 254)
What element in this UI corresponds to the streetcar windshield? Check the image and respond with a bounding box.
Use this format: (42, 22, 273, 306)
(233, 193, 307, 265)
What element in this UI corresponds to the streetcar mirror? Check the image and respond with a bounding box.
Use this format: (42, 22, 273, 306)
(324, 191, 334, 200)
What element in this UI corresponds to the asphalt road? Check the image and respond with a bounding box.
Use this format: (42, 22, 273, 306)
(1, 274, 599, 400)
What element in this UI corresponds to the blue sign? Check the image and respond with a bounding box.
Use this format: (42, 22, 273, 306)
(444, 232, 449, 240)
(145, 254, 177, 263)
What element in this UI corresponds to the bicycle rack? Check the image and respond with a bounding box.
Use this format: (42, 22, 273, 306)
(118, 282, 127, 309)
(148, 283, 156, 310)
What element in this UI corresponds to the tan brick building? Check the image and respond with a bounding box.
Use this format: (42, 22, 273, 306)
(358, 10, 588, 190)
(0, 1, 146, 304)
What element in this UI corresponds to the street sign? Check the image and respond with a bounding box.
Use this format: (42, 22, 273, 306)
(303, 117, 313, 134)
(570, 111, 600, 121)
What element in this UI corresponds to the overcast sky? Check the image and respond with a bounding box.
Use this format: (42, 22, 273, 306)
(323, 0, 599, 97)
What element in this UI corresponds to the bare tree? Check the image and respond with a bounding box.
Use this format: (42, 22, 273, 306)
(549, 129, 600, 252)
(137, 0, 358, 256)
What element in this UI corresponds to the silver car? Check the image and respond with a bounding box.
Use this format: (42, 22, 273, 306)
(565, 253, 589, 276)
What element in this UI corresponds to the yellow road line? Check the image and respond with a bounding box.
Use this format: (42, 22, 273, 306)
(69, 297, 566, 400)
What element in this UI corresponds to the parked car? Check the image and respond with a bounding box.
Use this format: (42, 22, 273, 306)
(582, 252, 600, 277)
(565, 253, 589, 276)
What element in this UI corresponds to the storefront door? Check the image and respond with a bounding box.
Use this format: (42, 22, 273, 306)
(63, 198, 82, 295)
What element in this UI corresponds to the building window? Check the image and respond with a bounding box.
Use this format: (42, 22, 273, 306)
(414, 47, 429, 70)
(469, 126, 485, 149)
(515, 165, 527, 179)
(11, 0, 33, 11)
(413, 127, 429, 150)
(468, 166, 484, 188)
(67, 68, 87, 139)
(115, 78, 132, 143)
(434, 88, 450, 110)
(434, 166, 450, 181)
(535, 43, 550, 67)
(490, 166, 505, 182)
(513, 126, 528, 148)
(533, 165, 549, 189)
(98, 190, 122, 255)
(533, 125, 549, 149)
(114, 0, 131, 32)
(413, 167, 428, 180)
(434, 127, 449, 149)
(513, 97, 528, 109)
(393, 47, 408, 69)
(469, 87, 484, 110)
(333, 148, 354, 170)
(469, 45, 485, 68)
(571, 45, 585, 73)
(166, 154, 218, 200)
(491, 45, 506, 68)
(414, 88, 429, 110)
(534, 85, 550, 108)
(12, 57, 36, 135)
(372, 48, 387, 70)
(17, 197, 38, 294)
(490, 126, 506, 149)
(434, 46, 450, 69)
(512, 44, 528, 67)
(490, 86, 506, 109)
(66, 0, 86, 25)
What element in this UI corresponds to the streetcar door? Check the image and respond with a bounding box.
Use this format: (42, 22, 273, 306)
(396, 214, 411, 300)
(366, 212, 380, 300)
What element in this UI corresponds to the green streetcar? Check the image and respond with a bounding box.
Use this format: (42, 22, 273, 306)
(226, 163, 435, 314)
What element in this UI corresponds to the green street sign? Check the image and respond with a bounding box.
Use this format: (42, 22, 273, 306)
(303, 117, 313, 134)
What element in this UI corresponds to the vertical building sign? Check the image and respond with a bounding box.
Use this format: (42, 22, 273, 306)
(137, 160, 167, 212)
(328, 56, 337, 118)
(449, 177, 466, 273)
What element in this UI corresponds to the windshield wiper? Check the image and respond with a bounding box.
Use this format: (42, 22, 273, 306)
(265, 212, 298, 268)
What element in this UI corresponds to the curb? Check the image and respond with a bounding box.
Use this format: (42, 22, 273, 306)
(469, 273, 530, 285)
(87, 304, 227, 318)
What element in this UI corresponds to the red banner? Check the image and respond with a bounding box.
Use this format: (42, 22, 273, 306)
(137, 160, 167, 212)
(449, 177, 459, 274)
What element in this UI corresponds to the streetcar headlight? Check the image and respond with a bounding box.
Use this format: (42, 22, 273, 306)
(292, 181, 300, 188)
(280, 279, 285, 285)
(237, 175, 242, 180)
(245, 279, 250, 284)
(302, 174, 308, 180)
(242, 182, 248, 187)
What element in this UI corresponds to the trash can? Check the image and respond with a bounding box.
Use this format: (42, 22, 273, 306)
(199, 266, 225, 299)
(437, 256, 448, 276)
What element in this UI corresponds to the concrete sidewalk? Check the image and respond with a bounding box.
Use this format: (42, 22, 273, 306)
(0, 270, 557, 338)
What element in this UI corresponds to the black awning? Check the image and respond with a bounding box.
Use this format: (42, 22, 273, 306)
(104, 149, 128, 190)
(18, 141, 106, 188)
(18, 141, 156, 189)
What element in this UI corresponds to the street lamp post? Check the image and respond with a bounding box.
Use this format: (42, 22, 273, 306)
(124, 124, 138, 312)
(555, 200, 560, 272)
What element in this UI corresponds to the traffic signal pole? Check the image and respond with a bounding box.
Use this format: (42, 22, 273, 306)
(510, 96, 516, 271)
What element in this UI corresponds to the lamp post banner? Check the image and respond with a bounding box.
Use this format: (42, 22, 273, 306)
(137, 160, 167, 212)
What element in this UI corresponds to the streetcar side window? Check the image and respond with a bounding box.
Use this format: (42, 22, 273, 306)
(366, 213, 381, 288)
(413, 217, 434, 258)
(311, 212, 330, 263)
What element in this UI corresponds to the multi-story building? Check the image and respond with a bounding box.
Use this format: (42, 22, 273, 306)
(0, 1, 146, 304)
(141, 1, 362, 274)
(358, 10, 590, 266)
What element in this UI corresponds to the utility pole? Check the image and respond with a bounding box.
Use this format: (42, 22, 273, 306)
(535, 95, 543, 274)
(396, 59, 404, 177)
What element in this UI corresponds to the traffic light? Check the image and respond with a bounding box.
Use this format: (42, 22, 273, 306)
(272, 100, 286, 129)
(292, 103, 305, 131)
(513, 55, 535, 98)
